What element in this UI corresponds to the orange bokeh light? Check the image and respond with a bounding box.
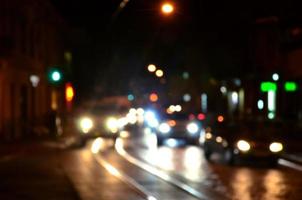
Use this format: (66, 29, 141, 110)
(217, 115, 224, 122)
(149, 93, 158, 102)
(65, 83, 74, 102)
(168, 120, 176, 127)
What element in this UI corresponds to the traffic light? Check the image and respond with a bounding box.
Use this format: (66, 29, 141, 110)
(65, 82, 75, 102)
(48, 67, 63, 84)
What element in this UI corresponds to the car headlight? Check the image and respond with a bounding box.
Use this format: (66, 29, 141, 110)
(106, 117, 119, 133)
(187, 122, 199, 134)
(159, 123, 171, 134)
(144, 111, 159, 128)
(205, 133, 213, 140)
(80, 117, 94, 133)
(269, 142, 283, 153)
(236, 140, 251, 152)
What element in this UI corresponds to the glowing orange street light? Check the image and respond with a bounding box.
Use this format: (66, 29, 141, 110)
(155, 69, 164, 77)
(161, 2, 174, 15)
(217, 115, 224, 123)
(148, 64, 156, 72)
(149, 93, 158, 102)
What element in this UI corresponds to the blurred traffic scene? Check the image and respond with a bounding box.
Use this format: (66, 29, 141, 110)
(0, 0, 302, 199)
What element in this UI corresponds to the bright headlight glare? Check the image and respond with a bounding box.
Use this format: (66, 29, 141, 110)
(106, 117, 118, 133)
(269, 142, 283, 153)
(205, 133, 212, 139)
(80, 117, 93, 133)
(144, 111, 159, 128)
(187, 122, 199, 134)
(237, 140, 251, 152)
(117, 117, 128, 128)
(159, 123, 171, 134)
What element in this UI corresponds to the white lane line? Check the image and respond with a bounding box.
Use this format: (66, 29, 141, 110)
(115, 138, 209, 200)
(93, 152, 158, 200)
(278, 159, 302, 172)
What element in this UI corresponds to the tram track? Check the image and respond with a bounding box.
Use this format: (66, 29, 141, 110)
(90, 138, 214, 200)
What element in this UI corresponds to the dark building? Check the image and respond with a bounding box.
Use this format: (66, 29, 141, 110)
(242, 16, 302, 120)
(0, 0, 67, 140)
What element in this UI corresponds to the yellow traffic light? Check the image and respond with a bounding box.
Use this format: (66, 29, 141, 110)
(65, 82, 74, 102)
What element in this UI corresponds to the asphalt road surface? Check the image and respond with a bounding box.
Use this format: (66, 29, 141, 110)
(78, 129, 302, 200)
(1, 128, 301, 200)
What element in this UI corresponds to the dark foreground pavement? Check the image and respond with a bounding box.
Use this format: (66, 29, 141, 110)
(0, 139, 81, 200)
(0, 136, 143, 200)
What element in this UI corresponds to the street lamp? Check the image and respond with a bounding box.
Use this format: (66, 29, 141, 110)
(161, 2, 174, 15)
(155, 69, 164, 77)
(148, 64, 157, 72)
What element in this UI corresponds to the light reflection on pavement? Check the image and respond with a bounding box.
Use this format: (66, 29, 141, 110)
(263, 170, 286, 200)
(83, 129, 302, 200)
(230, 168, 253, 200)
(120, 132, 302, 200)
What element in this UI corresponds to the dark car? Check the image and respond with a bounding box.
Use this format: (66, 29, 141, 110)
(203, 118, 286, 165)
(155, 112, 203, 146)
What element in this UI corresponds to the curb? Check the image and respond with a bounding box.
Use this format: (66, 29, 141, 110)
(281, 154, 302, 165)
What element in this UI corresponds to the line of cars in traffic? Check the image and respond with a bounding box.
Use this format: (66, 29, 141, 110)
(145, 111, 289, 165)
(73, 102, 296, 166)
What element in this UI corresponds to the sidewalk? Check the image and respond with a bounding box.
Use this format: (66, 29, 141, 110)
(0, 137, 81, 200)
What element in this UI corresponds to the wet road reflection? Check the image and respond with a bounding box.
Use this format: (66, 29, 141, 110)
(230, 168, 253, 200)
(263, 170, 286, 200)
(85, 131, 302, 200)
(121, 133, 302, 200)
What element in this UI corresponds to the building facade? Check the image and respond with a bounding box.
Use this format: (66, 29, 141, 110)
(0, 0, 66, 140)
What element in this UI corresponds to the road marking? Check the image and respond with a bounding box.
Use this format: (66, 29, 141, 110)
(91, 139, 158, 200)
(115, 138, 209, 200)
(278, 159, 302, 172)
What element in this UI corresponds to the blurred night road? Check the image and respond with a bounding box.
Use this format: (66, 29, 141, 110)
(1, 1, 302, 199)
(1, 127, 301, 200)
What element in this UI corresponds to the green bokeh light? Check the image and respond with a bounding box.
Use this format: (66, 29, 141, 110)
(284, 82, 297, 92)
(260, 82, 277, 92)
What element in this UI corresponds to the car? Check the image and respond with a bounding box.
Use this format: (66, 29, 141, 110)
(74, 102, 129, 147)
(203, 117, 285, 165)
(155, 112, 203, 146)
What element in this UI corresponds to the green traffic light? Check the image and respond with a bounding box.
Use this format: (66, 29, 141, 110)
(48, 67, 63, 84)
(51, 71, 61, 82)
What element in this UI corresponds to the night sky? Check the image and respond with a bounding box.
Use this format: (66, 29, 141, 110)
(51, 0, 302, 99)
